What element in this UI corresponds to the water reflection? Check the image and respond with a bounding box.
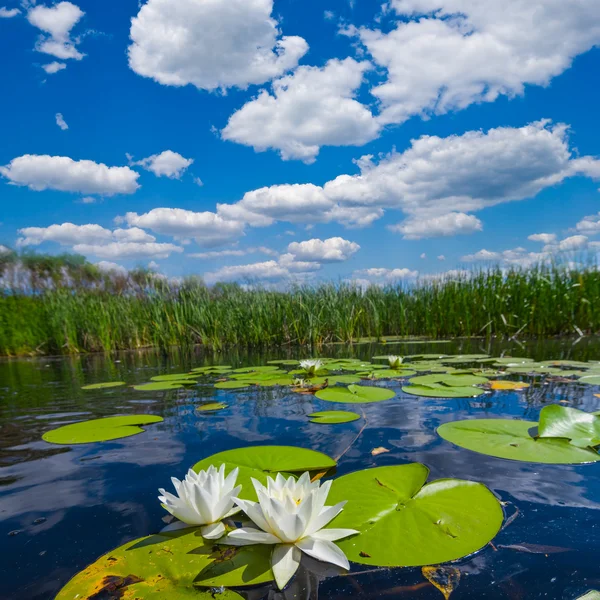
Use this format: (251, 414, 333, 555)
(0, 338, 599, 599)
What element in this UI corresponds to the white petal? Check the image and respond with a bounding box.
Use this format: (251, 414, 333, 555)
(225, 527, 280, 546)
(201, 521, 225, 540)
(272, 544, 302, 590)
(296, 537, 350, 571)
(305, 501, 346, 536)
(234, 498, 272, 534)
(310, 528, 358, 542)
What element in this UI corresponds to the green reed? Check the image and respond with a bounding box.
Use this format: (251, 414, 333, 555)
(1, 252, 599, 356)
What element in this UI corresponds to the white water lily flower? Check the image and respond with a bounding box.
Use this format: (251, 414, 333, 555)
(299, 359, 323, 375)
(224, 473, 358, 590)
(387, 355, 404, 368)
(158, 464, 241, 539)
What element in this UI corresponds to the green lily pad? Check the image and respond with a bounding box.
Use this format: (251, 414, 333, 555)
(192, 446, 336, 500)
(538, 405, 600, 448)
(43, 415, 163, 445)
(307, 375, 362, 385)
(55, 527, 269, 599)
(196, 403, 228, 412)
(134, 381, 189, 391)
(328, 464, 503, 567)
(267, 359, 300, 365)
(81, 381, 126, 390)
(360, 369, 417, 379)
(308, 411, 361, 424)
(577, 592, 600, 600)
(578, 375, 600, 385)
(437, 418, 600, 464)
(214, 380, 255, 389)
(150, 374, 199, 382)
(402, 383, 485, 398)
(409, 373, 488, 387)
(315, 384, 395, 404)
(232, 366, 281, 374)
(191, 366, 233, 373)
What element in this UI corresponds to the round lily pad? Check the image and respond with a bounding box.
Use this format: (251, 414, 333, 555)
(191, 366, 233, 373)
(409, 373, 488, 387)
(134, 381, 189, 391)
(402, 383, 485, 398)
(315, 384, 395, 404)
(55, 527, 270, 599)
(232, 366, 281, 374)
(538, 405, 600, 448)
(196, 403, 228, 412)
(150, 374, 199, 382)
(214, 380, 255, 390)
(81, 381, 126, 390)
(192, 446, 336, 500)
(308, 411, 361, 424)
(360, 369, 417, 379)
(328, 464, 503, 567)
(43, 415, 163, 445)
(578, 375, 600, 385)
(437, 418, 600, 464)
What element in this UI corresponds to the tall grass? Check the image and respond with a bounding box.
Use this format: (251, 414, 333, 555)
(1, 251, 599, 356)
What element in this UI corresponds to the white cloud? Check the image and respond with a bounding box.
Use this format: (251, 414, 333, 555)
(0, 245, 12, 254)
(420, 253, 426, 259)
(95, 261, 128, 275)
(42, 61, 67, 74)
(528, 233, 557, 244)
(113, 227, 156, 243)
(193, 176, 204, 187)
(0, 155, 140, 195)
(437, 255, 446, 261)
(353, 267, 419, 282)
(420, 269, 471, 283)
(204, 260, 290, 285)
(287, 237, 360, 262)
(324, 10, 335, 20)
(128, 0, 308, 91)
(222, 58, 380, 163)
(0, 7, 20, 18)
(80, 196, 97, 204)
(122, 208, 244, 247)
(74, 242, 183, 260)
(131, 150, 193, 179)
(188, 246, 276, 259)
(556, 234, 588, 251)
(55, 112, 68, 130)
(576, 213, 600, 235)
(389, 212, 483, 239)
(349, 0, 600, 125)
(462, 249, 501, 262)
(17, 223, 113, 247)
(27, 1, 85, 61)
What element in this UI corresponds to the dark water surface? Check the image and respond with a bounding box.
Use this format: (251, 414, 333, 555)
(1, 338, 599, 600)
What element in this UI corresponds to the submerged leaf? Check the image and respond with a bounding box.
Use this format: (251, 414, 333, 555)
(422, 566, 461, 600)
(43, 415, 163, 445)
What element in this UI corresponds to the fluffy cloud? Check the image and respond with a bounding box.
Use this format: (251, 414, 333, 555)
(0, 7, 20, 18)
(0, 155, 140, 195)
(42, 61, 66, 74)
(528, 233, 557, 244)
(352, 267, 419, 283)
(73, 242, 183, 260)
(55, 113, 68, 130)
(27, 2, 85, 61)
(349, 0, 600, 125)
(130, 150, 193, 179)
(128, 0, 308, 91)
(555, 234, 588, 252)
(287, 237, 360, 262)
(188, 247, 276, 259)
(222, 58, 380, 162)
(122, 208, 244, 247)
(389, 213, 482, 239)
(95, 261, 128, 275)
(575, 213, 600, 235)
(204, 260, 289, 284)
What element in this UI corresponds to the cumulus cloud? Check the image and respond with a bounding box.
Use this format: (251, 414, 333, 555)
(204, 260, 289, 284)
(389, 212, 483, 239)
(27, 1, 85, 62)
(122, 208, 244, 247)
(95, 261, 127, 275)
(188, 247, 276, 259)
(55, 113, 68, 130)
(575, 213, 600, 235)
(287, 237, 360, 262)
(128, 0, 308, 91)
(73, 242, 183, 260)
(42, 61, 66, 74)
(348, 0, 600, 125)
(528, 233, 557, 244)
(222, 58, 380, 162)
(130, 150, 193, 179)
(555, 234, 588, 252)
(0, 7, 20, 18)
(352, 267, 419, 284)
(0, 155, 140, 195)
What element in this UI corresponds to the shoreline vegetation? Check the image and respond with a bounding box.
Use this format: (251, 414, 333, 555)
(0, 251, 599, 357)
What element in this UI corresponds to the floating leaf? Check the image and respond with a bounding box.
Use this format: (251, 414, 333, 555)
(192, 446, 336, 500)
(422, 566, 461, 600)
(409, 373, 488, 387)
(489, 380, 530, 390)
(437, 418, 600, 464)
(150, 374, 199, 382)
(214, 380, 255, 389)
(315, 384, 395, 404)
(538, 405, 600, 449)
(191, 366, 233, 373)
(371, 447, 390, 456)
(232, 366, 281, 374)
(308, 411, 360, 424)
(196, 403, 228, 412)
(360, 369, 417, 379)
(328, 464, 503, 566)
(577, 592, 600, 600)
(55, 527, 265, 599)
(578, 375, 600, 385)
(402, 383, 484, 398)
(81, 381, 126, 390)
(267, 359, 300, 365)
(43, 415, 163, 445)
(134, 381, 189, 391)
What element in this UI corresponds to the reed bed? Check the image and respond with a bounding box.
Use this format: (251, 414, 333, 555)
(0, 252, 599, 356)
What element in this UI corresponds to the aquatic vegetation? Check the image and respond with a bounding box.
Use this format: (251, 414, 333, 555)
(159, 465, 241, 539)
(327, 464, 503, 566)
(42, 415, 163, 444)
(387, 355, 404, 368)
(299, 359, 324, 376)
(438, 406, 600, 463)
(81, 381, 126, 390)
(225, 473, 358, 589)
(308, 411, 361, 424)
(315, 384, 396, 404)
(133, 381, 190, 391)
(196, 402, 228, 412)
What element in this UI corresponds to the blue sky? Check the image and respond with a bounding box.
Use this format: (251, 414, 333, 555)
(1, 0, 600, 286)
